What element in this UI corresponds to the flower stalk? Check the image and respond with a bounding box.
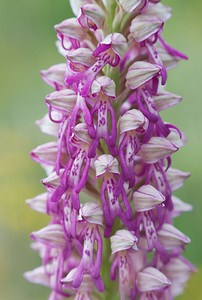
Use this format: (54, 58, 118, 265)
(25, 1, 195, 299)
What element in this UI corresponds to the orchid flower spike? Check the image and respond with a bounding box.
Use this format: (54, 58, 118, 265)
(26, 1, 193, 299)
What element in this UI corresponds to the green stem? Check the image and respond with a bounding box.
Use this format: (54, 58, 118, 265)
(106, 0, 117, 33)
(101, 235, 119, 299)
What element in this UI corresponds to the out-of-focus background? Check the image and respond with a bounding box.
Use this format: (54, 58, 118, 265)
(0, 0, 201, 299)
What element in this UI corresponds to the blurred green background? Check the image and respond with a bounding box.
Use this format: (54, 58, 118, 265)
(0, 0, 201, 299)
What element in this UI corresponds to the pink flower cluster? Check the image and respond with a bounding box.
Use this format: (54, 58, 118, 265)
(25, 1, 195, 299)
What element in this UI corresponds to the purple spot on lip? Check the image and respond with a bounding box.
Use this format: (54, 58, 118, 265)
(85, 249, 91, 257)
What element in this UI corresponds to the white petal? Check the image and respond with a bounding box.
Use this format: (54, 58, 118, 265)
(130, 15, 163, 42)
(94, 154, 119, 177)
(79, 202, 103, 225)
(118, 0, 142, 12)
(24, 266, 50, 286)
(166, 168, 190, 191)
(110, 229, 138, 254)
(133, 185, 165, 212)
(91, 76, 116, 98)
(144, 3, 172, 22)
(69, 0, 90, 16)
(46, 89, 77, 113)
(172, 195, 192, 216)
(136, 267, 171, 292)
(119, 109, 146, 134)
(126, 61, 161, 90)
(138, 137, 178, 163)
(26, 193, 47, 214)
(157, 223, 190, 250)
(42, 169, 64, 188)
(36, 114, 59, 137)
(61, 267, 77, 283)
(31, 224, 66, 247)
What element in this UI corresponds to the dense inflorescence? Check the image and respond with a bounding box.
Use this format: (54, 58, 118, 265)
(25, 1, 195, 299)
